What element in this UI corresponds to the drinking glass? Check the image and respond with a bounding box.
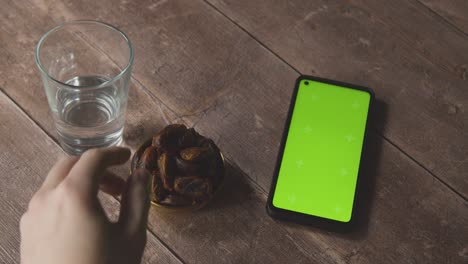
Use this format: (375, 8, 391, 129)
(35, 20, 133, 155)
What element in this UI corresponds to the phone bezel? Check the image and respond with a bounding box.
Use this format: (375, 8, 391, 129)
(266, 75, 375, 232)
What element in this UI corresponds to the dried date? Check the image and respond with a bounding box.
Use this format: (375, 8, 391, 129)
(152, 172, 165, 203)
(180, 147, 211, 162)
(135, 124, 224, 207)
(152, 124, 188, 154)
(158, 153, 176, 191)
(138, 146, 158, 171)
(174, 176, 213, 198)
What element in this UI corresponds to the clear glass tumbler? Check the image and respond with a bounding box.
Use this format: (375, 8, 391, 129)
(35, 20, 133, 155)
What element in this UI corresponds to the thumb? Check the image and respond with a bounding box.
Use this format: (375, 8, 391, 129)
(119, 168, 151, 237)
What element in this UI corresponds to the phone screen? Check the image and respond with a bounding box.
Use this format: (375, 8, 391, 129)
(272, 79, 371, 222)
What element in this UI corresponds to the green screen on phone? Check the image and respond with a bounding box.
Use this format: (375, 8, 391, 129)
(272, 79, 371, 222)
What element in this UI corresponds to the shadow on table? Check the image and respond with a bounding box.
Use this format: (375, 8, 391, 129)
(348, 98, 388, 238)
(277, 99, 388, 239)
(139, 99, 387, 240)
(123, 121, 257, 212)
(203, 162, 257, 212)
(123, 122, 167, 150)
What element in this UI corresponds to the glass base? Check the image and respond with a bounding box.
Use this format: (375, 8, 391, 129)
(59, 131, 123, 156)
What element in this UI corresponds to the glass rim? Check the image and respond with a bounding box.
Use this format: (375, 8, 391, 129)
(35, 20, 134, 91)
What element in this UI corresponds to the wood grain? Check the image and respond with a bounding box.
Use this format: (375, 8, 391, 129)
(0, 1, 320, 263)
(205, 0, 468, 197)
(0, 0, 179, 150)
(145, 140, 468, 264)
(0, 91, 182, 264)
(418, 0, 468, 34)
(0, 0, 467, 263)
(180, 95, 468, 263)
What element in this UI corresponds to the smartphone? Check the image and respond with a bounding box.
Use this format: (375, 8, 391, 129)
(267, 75, 374, 231)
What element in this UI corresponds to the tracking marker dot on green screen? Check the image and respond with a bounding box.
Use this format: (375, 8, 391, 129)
(272, 80, 370, 222)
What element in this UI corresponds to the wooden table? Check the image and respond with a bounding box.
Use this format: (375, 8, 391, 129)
(1, 0, 467, 263)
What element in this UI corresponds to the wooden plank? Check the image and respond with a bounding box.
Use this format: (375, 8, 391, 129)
(0, 91, 182, 264)
(205, 0, 468, 197)
(77, 0, 468, 262)
(106, 126, 468, 264)
(0, 1, 323, 263)
(1, 0, 467, 263)
(179, 90, 468, 262)
(349, 0, 468, 78)
(144, 135, 468, 264)
(418, 0, 468, 34)
(0, 0, 179, 149)
(145, 165, 324, 263)
(38, 0, 301, 192)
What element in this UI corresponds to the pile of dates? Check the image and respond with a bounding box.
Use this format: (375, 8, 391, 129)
(132, 124, 224, 207)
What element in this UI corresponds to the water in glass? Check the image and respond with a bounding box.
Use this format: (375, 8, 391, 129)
(54, 75, 125, 154)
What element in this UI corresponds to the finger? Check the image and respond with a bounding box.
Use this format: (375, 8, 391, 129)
(40, 155, 79, 191)
(64, 147, 131, 197)
(99, 170, 126, 196)
(118, 169, 151, 237)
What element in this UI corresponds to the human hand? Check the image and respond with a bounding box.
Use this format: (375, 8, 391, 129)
(20, 147, 151, 264)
